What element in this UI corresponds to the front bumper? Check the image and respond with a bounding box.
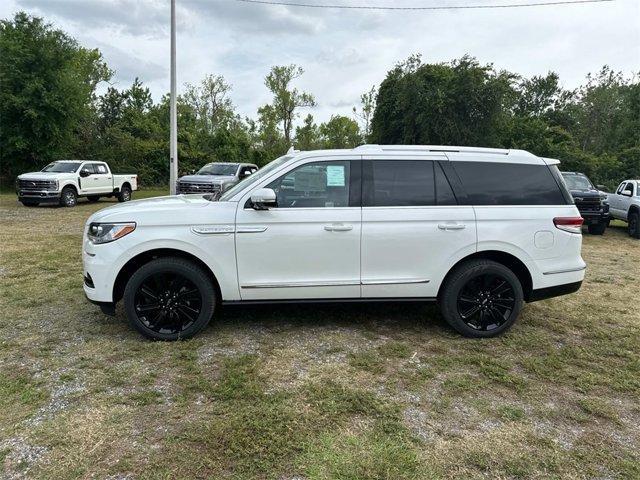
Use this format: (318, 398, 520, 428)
(576, 206, 609, 225)
(17, 190, 61, 203)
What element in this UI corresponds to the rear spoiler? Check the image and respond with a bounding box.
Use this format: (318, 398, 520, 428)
(541, 157, 561, 166)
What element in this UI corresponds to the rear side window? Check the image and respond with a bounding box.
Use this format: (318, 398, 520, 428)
(364, 160, 435, 206)
(452, 161, 567, 205)
(95, 164, 108, 174)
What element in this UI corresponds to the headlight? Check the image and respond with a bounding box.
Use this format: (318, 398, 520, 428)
(88, 222, 136, 244)
(600, 193, 608, 204)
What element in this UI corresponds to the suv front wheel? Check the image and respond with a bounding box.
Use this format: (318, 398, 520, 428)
(439, 259, 524, 338)
(123, 257, 215, 340)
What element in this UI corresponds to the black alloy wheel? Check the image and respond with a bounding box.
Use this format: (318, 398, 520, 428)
(123, 257, 215, 340)
(439, 259, 523, 338)
(457, 273, 516, 332)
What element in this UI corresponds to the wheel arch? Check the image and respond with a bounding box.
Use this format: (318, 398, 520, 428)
(438, 250, 534, 302)
(112, 248, 222, 305)
(60, 182, 78, 194)
(121, 182, 132, 191)
(629, 204, 640, 215)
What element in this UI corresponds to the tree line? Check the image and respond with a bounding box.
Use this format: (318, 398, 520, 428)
(1, 12, 638, 189)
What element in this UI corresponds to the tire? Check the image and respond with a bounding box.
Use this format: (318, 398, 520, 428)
(587, 222, 607, 235)
(60, 187, 77, 207)
(117, 185, 132, 203)
(88, 196, 100, 202)
(123, 257, 215, 340)
(628, 211, 640, 239)
(439, 259, 524, 338)
(20, 200, 39, 207)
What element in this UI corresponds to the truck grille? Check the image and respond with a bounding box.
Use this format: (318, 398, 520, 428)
(18, 179, 57, 191)
(574, 196, 605, 213)
(177, 182, 221, 194)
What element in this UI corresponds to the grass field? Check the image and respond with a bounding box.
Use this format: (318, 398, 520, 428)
(1, 190, 639, 479)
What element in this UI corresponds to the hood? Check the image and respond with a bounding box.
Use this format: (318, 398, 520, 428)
(568, 188, 601, 198)
(18, 171, 71, 180)
(178, 174, 235, 184)
(86, 194, 237, 226)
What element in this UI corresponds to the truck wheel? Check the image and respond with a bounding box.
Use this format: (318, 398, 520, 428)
(629, 212, 640, 239)
(123, 257, 215, 340)
(587, 222, 607, 235)
(88, 196, 100, 202)
(439, 259, 523, 338)
(117, 185, 132, 203)
(20, 200, 39, 207)
(60, 187, 77, 207)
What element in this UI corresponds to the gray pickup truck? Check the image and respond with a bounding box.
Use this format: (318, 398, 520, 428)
(176, 162, 258, 197)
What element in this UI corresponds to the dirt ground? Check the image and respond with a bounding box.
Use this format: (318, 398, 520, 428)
(1, 191, 638, 479)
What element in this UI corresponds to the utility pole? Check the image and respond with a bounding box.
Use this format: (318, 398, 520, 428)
(169, 0, 178, 194)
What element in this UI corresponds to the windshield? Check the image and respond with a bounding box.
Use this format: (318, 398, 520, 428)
(219, 155, 293, 201)
(197, 164, 239, 176)
(562, 173, 593, 191)
(41, 162, 81, 173)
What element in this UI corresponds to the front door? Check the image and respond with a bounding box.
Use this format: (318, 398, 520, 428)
(360, 157, 476, 298)
(235, 157, 361, 300)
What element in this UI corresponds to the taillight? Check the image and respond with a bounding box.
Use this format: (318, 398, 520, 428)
(554, 217, 583, 234)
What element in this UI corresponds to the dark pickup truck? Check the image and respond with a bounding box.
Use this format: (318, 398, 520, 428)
(561, 171, 610, 235)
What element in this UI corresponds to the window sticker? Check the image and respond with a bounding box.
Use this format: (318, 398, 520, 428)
(326, 165, 345, 187)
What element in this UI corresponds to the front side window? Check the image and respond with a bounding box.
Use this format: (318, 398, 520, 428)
(81, 164, 96, 175)
(267, 161, 351, 208)
(452, 161, 567, 205)
(41, 162, 81, 173)
(364, 160, 435, 207)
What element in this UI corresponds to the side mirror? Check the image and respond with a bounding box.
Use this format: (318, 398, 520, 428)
(80, 169, 91, 178)
(621, 190, 632, 197)
(596, 184, 607, 191)
(250, 188, 276, 210)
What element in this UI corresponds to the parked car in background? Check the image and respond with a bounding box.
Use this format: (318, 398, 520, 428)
(560, 171, 610, 235)
(16, 160, 138, 207)
(83, 145, 585, 341)
(608, 180, 640, 238)
(176, 162, 258, 197)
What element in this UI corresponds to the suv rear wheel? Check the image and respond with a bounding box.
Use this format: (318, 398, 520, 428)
(123, 257, 215, 340)
(439, 259, 524, 338)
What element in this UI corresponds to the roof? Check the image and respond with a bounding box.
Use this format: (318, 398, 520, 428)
(290, 144, 543, 164)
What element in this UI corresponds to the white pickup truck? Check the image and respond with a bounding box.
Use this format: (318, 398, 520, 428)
(608, 179, 640, 238)
(16, 160, 138, 207)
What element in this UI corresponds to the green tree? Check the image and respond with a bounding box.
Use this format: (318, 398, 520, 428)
(353, 85, 377, 142)
(264, 64, 316, 146)
(0, 12, 111, 179)
(320, 115, 362, 149)
(294, 114, 321, 150)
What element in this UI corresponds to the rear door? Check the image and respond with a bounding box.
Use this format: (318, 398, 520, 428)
(360, 155, 476, 298)
(91, 163, 113, 193)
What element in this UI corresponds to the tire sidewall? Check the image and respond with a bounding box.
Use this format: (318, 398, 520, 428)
(629, 212, 640, 239)
(61, 188, 77, 207)
(123, 259, 215, 340)
(441, 261, 524, 338)
(118, 186, 131, 202)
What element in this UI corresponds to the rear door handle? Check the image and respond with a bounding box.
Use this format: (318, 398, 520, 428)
(324, 223, 353, 232)
(438, 223, 466, 231)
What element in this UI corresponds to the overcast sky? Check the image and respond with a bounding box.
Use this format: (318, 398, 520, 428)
(2, 0, 639, 123)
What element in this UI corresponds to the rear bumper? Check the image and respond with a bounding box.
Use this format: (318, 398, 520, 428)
(528, 281, 583, 302)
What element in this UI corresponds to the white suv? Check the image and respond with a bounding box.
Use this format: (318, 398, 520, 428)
(83, 145, 586, 340)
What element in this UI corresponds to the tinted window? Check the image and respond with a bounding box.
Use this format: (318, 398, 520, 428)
(435, 162, 457, 205)
(364, 160, 435, 206)
(452, 161, 566, 205)
(267, 161, 350, 208)
(81, 164, 96, 175)
(624, 183, 634, 194)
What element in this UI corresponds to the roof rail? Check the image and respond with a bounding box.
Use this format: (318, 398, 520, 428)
(353, 144, 535, 157)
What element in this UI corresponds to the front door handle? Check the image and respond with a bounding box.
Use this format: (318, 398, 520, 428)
(324, 223, 353, 232)
(438, 223, 466, 231)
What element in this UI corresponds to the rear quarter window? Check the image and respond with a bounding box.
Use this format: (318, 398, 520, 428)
(452, 161, 568, 206)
